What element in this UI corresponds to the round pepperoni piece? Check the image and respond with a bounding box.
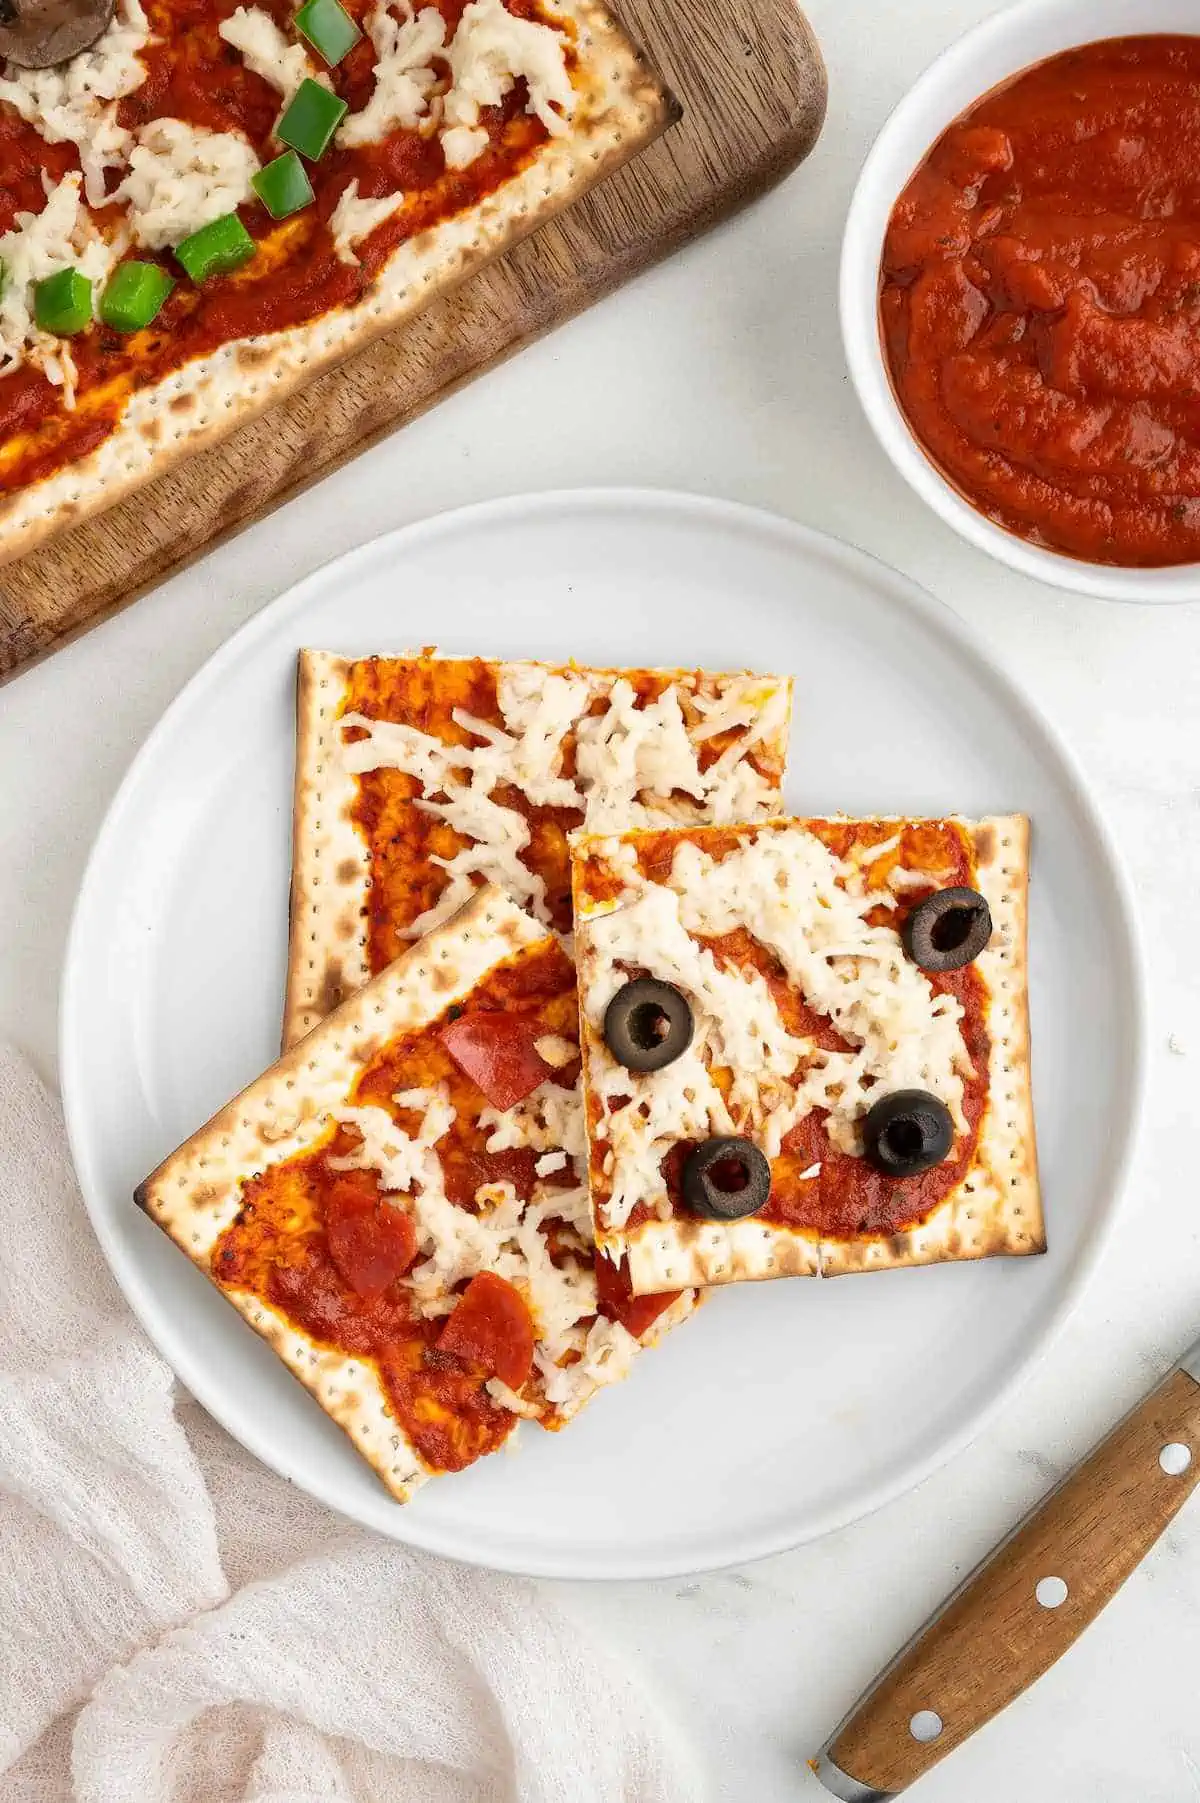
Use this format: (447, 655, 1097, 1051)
(437, 1271, 535, 1390)
(439, 1011, 554, 1111)
(325, 1178, 417, 1301)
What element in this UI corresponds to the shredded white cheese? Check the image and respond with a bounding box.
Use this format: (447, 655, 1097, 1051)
(0, 0, 152, 206)
(336, 0, 575, 173)
(329, 179, 406, 264)
(537, 1317, 639, 1410)
(217, 6, 316, 100)
(0, 173, 124, 399)
(582, 825, 974, 1229)
(442, 0, 574, 146)
(337, 1, 446, 146)
(326, 1081, 609, 1404)
(479, 1079, 587, 1164)
(116, 118, 261, 249)
(440, 123, 489, 169)
(337, 665, 785, 939)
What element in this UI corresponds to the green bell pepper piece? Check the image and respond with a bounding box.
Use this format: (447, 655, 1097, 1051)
(175, 212, 256, 284)
(34, 267, 93, 335)
(99, 260, 175, 332)
(251, 150, 315, 221)
(294, 0, 361, 67)
(277, 78, 347, 160)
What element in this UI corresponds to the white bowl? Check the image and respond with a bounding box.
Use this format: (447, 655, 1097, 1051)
(840, 0, 1200, 603)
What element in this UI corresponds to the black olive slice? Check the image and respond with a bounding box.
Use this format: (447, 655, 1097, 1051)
(902, 886, 992, 972)
(0, 0, 115, 68)
(603, 978, 693, 1073)
(862, 1090, 954, 1178)
(682, 1136, 771, 1221)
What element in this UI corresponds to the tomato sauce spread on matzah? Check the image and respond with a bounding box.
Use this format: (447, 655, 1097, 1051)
(581, 819, 991, 1244)
(342, 654, 780, 969)
(209, 935, 675, 1472)
(0, 0, 559, 495)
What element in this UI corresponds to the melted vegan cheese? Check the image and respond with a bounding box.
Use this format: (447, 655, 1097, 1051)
(115, 118, 262, 249)
(338, 663, 790, 940)
(579, 823, 975, 1231)
(442, 0, 575, 142)
(335, 0, 574, 171)
(337, 2, 446, 146)
(329, 179, 407, 265)
(0, 0, 152, 206)
(0, 173, 124, 399)
(325, 1080, 616, 1413)
(217, 6, 319, 100)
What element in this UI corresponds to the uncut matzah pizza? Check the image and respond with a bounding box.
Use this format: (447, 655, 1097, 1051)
(137, 885, 697, 1502)
(284, 647, 793, 1047)
(0, 0, 673, 560)
(572, 814, 1041, 1293)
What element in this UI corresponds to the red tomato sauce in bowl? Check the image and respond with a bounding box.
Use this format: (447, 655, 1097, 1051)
(880, 35, 1200, 568)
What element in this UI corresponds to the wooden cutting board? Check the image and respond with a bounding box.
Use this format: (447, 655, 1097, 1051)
(0, 0, 826, 681)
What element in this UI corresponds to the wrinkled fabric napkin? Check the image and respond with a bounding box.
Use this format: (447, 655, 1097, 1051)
(0, 1044, 698, 1803)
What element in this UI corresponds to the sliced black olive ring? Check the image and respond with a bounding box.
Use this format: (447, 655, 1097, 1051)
(902, 886, 992, 972)
(603, 978, 694, 1073)
(682, 1136, 771, 1221)
(862, 1090, 954, 1178)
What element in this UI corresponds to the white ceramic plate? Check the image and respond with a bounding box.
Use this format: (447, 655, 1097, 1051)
(61, 490, 1144, 1580)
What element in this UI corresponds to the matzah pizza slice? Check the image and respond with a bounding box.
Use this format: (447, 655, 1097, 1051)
(137, 885, 693, 1503)
(572, 815, 1041, 1293)
(284, 648, 793, 1047)
(0, 0, 675, 561)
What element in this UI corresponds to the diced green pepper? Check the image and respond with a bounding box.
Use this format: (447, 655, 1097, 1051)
(251, 150, 315, 221)
(99, 260, 175, 332)
(175, 212, 256, 284)
(34, 267, 93, 335)
(294, 0, 361, 67)
(277, 77, 347, 161)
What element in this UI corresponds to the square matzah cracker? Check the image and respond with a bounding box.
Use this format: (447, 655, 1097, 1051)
(572, 815, 1041, 1293)
(138, 886, 694, 1503)
(283, 649, 792, 1047)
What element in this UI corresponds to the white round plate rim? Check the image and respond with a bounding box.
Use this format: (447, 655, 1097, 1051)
(60, 487, 1146, 1580)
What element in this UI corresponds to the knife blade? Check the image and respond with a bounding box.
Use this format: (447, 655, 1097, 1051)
(811, 1331, 1200, 1799)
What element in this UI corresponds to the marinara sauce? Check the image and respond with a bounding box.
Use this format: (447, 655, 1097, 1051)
(881, 35, 1200, 566)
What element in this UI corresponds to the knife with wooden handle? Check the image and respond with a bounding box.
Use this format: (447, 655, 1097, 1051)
(811, 1333, 1200, 1800)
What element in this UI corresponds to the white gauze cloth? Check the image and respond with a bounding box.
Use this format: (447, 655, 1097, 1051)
(0, 1044, 699, 1803)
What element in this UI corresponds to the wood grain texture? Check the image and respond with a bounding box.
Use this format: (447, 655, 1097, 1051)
(827, 1367, 1200, 1794)
(0, 0, 827, 683)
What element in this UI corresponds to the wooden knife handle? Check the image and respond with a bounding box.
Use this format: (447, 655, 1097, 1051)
(823, 1367, 1200, 1797)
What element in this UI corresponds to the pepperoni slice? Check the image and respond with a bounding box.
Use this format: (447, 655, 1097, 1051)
(325, 1177, 418, 1301)
(441, 1145, 541, 1208)
(439, 1011, 554, 1111)
(437, 1271, 535, 1389)
(593, 1250, 682, 1340)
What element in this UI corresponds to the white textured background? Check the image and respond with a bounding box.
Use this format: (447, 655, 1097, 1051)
(2, 1, 1199, 1796)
